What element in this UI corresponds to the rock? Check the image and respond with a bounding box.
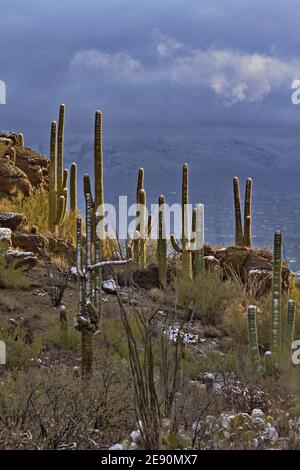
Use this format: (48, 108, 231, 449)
(0, 159, 33, 197)
(4, 250, 37, 271)
(204, 255, 220, 271)
(47, 237, 76, 259)
(15, 147, 49, 192)
(102, 278, 118, 294)
(0, 212, 28, 231)
(0, 227, 12, 253)
(11, 231, 48, 254)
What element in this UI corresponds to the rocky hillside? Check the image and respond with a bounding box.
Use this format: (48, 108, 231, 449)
(0, 131, 49, 199)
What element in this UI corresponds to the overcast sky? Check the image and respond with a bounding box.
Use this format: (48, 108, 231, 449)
(1, 0, 300, 143)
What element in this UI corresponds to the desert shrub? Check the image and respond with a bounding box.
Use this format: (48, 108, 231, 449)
(0, 257, 30, 289)
(0, 320, 41, 369)
(0, 358, 133, 449)
(46, 321, 80, 351)
(177, 271, 243, 325)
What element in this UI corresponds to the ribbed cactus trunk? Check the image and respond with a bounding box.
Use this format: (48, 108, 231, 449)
(271, 230, 282, 365)
(81, 329, 94, 378)
(157, 195, 167, 289)
(48, 121, 57, 233)
(138, 188, 147, 269)
(243, 178, 252, 248)
(193, 204, 205, 277)
(181, 163, 192, 280)
(283, 299, 296, 367)
(18, 133, 24, 147)
(70, 163, 77, 215)
(233, 177, 243, 247)
(247, 305, 261, 371)
(57, 104, 65, 198)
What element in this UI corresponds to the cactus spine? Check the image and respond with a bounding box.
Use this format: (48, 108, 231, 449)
(157, 195, 167, 289)
(247, 305, 261, 371)
(171, 163, 192, 280)
(271, 230, 282, 364)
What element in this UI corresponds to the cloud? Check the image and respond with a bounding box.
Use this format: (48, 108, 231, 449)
(70, 38, 299, 104)
(152, 30, 185, 58)
(70, 49, 144, 82)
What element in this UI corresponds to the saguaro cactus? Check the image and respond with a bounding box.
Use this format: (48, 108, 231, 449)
(94, 110, 104, 211)
(233, 176, 253, 249)
(70, 163, 77, 215)
(271, 230, 282, 364)
(283, 299, 296, 367)
(247, 305, 261, 371)
(48, 105, 69, 234)
(157, 195, 167, 289)
(233, 177, 243, 246)
(18, 133, 24, 147)
(76, 188, 132, 378)
(171, 163, 193, 280)
(243, 178, 252, 248)
(193, 204, 205, 278)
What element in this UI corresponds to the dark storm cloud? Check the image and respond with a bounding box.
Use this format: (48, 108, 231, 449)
(1, 0, 300, 145)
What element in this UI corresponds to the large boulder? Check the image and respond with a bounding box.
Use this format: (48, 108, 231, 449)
(15, 147, 49, 192)
(11, 231, 48, 254)
(4, 250, 37, 271)
(0, 228, 12, 254)
(0, 159, 33, 197)
(0, 212, 28, 231)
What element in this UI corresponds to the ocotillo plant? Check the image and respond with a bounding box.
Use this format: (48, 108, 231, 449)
(171, 163, 193, 280)
(233, 176, 253, 248)
(75, 191, 132, 378)
(157, 195, 167, 289)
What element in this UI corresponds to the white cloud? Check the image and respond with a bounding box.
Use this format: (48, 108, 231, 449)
(152, 30, 185, 58)
(70, 49, 143, 82)
(70, 39, 300, 104)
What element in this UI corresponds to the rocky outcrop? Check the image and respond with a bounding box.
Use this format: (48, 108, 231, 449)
(4, 250, 37, 271)
(0, 212, 28, 231)
(11, 231, 48, 254)
(0, 132, 49, 199)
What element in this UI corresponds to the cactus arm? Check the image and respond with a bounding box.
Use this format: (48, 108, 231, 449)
(233, 176, 243, 247)
(89, 258, 132, 271)
(138, 188, 147, 269)
(247, 305, 262, 371)
(57, 104, 65, 194)
(243, 178, 252, 248)
(85, 192, 93, 304)
(271, 230, 282, 365)
(136, 167, 144, 200)
(86, 301, 100, 325)
(70, 163, 77, 214)
(94, 211, 102, 314)
(83, 173, 94, 207)
(10, 148, 16, 165)
(170, 234, 182, 253)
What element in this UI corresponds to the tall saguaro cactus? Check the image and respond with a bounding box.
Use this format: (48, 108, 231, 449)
(283, 299, 296, 367)
(157, 195, 167, 289)
(48, 105, 70, 235)
(233, 176, 253, 248)
(171, 163, 193, 280)
(193, 204, 205, 278)
(94, 110, 104, 211)
(76, 189, 132, 378)
(247, 305, 261, 371)
(70, 163, 77, 215)
(271, 230, 282, 364)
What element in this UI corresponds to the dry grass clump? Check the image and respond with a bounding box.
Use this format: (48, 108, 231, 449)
(0, 257, 30, 289)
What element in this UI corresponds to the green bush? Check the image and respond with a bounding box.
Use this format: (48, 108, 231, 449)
(0, 257, 30, 289)
(0, 321, 41, 369)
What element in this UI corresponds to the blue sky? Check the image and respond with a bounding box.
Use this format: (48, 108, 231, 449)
(1, 0, 300, 142)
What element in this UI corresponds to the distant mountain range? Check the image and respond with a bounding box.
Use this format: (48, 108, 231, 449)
(33, 134, 300, 207)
